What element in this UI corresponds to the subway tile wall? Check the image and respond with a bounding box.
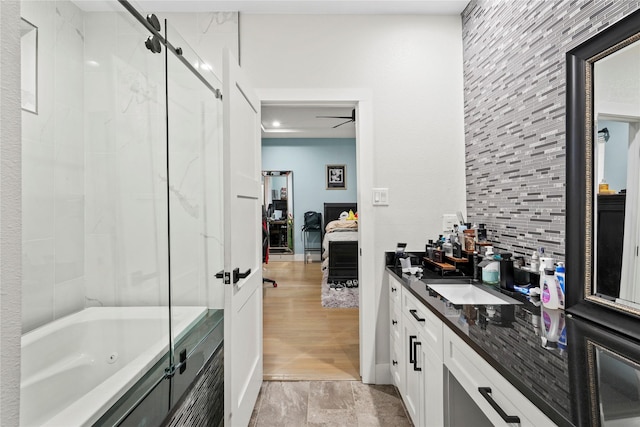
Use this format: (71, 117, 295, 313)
(462, 0, 640, 262)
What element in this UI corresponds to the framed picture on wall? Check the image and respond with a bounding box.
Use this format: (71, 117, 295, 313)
(326, 164, 346, 190)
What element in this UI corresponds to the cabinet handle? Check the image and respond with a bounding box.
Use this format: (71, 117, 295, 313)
(412, 340, 422, 372)
(478, 387, 521, 424)
(409, 309, 425, 322)
(392, 360, 398, 366)
(392, 319, 398, 325)
(409, 335, 417, 364)
(391, 286, 397, 292)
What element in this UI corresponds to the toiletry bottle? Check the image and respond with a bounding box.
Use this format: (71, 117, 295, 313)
(541, 268, 561, 309)
(477, 223, 487, 242)
(555, 262, 565, 309)
(540, 305, 565, 350)
(443, 238, 453, 257)
(453, 237, 462, 258)
(530, 250, 539, 272)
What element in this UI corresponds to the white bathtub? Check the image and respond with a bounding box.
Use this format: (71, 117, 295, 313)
(20, 306, 207, 427)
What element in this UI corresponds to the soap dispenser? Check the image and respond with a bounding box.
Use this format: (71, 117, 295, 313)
(498, 252, 515, 291)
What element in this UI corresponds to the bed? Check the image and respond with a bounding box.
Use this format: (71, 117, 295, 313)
(322, 202, 359, 283)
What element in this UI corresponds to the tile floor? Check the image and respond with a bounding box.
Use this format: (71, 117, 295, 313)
(249, 381, 413, 426)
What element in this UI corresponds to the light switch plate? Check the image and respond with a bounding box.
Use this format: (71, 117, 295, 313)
(372, 188, 389, 206)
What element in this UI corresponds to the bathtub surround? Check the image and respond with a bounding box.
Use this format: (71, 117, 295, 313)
(18, 1, 228, 425)
(20, 0, 86, 332)
(165, 343, 224, 427)
(19, 306, 208, 426)
(462, 0, 640, 261)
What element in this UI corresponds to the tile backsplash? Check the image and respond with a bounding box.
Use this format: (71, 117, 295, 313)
(462, 0, 640, 262)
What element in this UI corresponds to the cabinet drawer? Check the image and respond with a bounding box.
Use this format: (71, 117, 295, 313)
(390, 342, 404, 392)
(390, 303, 402, 345)
(443, 328, 554, 427)
(389, 275, 402, 307)
(402, 289, 443, 361)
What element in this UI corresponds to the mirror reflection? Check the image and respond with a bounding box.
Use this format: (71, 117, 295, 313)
(592, 35, 640, 311)
(262, 171, 294, 254)
(594, 345, 640, 425)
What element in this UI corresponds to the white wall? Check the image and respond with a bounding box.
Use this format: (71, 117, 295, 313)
(241, 14, 466, 378)
(1, 1, 22, 424)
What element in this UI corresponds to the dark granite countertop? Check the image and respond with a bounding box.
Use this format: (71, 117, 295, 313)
(386, 260, 640, 426)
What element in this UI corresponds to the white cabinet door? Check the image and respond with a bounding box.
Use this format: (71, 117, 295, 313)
(443, 327, 555, 427)
(422, 334, 444, 427)
(402, 318, 424, 426)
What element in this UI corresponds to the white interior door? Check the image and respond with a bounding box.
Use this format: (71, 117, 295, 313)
(222, 48, 263, 426)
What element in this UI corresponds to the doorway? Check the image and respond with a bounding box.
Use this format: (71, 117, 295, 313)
(257, 89, 375, 383)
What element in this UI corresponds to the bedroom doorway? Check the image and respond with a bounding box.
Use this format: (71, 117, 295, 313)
(259, 90, 374, 382)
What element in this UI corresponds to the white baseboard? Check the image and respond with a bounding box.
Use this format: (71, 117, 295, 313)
(375, 363, 392, 385)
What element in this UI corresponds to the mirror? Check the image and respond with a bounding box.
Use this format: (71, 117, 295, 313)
(20, 18, 38, 114)
(593, 345, 640, 425)
(566, 10, 640, 334)
(262, 171, 294, 254)
(567, 315, 640, 426)
(593, 39, 640, 310)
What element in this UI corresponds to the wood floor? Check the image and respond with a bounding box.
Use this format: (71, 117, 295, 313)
(262, 261, 360, 381)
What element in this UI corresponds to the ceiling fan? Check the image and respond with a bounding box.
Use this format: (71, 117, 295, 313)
(316, 109, 356, 128)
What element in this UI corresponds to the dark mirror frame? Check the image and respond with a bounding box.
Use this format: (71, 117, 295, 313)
(566, 8, 640, 341)
(566, 315, 640, 426)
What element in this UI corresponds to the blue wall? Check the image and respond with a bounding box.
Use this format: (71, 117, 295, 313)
(262, 138, 357, 255)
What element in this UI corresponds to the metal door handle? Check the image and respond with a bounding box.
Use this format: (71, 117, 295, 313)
(409, 335, 417, 364)
(478, 387, 521, 424)
(410, 309, 425, 322)
(215, 270, 224, 279)
(233, 268, 251, 284)
(412, 340, 422, 372)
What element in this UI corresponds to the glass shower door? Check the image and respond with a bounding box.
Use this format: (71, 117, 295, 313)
(20, 1, 173, 425)
(163, 20, 225, 407)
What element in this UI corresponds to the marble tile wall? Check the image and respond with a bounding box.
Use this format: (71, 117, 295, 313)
(462, 0, 640, 263)
(83, 10, 170, 308)
(21, 1, 86, 332)
(161, 12, 239, 79)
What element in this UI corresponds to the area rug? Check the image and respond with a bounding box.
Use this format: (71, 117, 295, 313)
(321, 271, 359, 308)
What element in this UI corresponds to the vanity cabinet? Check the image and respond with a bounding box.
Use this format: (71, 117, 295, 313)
(398, 281, 444, 427)
(387, 270, 557, 427)
(443, 327, 554, 427)
(389, 276, 404, 394)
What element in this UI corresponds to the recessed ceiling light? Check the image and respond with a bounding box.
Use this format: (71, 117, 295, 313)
(272, 121, 281, 127)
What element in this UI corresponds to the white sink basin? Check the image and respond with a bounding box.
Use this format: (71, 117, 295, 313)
(427, 284, 520, 305)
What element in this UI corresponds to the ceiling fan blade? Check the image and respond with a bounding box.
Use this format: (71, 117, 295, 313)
(333, 119, 354, 128)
